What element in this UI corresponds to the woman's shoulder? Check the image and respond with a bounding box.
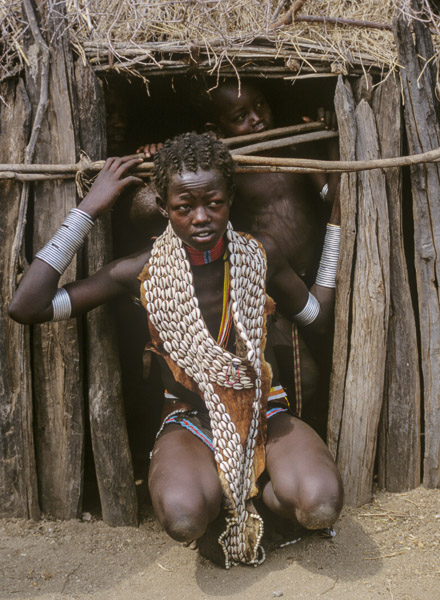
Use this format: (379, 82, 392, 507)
(109, 245, 153, 295)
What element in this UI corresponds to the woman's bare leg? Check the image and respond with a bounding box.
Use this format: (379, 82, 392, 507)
(262, 413, 343, 529)
(148, 424, 223, 543)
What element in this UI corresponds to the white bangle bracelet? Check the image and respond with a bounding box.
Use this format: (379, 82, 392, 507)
(294, 292, 320, 326)
(52, 287, 72, 321)
(36, 208, 94, 274)
(315, 223, 341, 288)
(320, 182, 329, 201)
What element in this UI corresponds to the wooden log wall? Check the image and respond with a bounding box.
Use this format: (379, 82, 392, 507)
(0, 1, 137, 523)
(395, 13, 440, 489)
(74, 63, 138, 526)
(0, 79, 39, 519)
(327, 78, 358, 490)
(374, 78, 421, 492)
(26, 21, 84, 520)
(329, 11, 437, 501)
(329, 79, 391, 506)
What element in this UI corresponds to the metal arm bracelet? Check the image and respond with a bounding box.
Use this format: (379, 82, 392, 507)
(52, 287, 72, 321)
(35, 208, 94, 275)
(36, 208, 94, 321)
(293, 292, 320, 326)
(315, 223, 341, 288)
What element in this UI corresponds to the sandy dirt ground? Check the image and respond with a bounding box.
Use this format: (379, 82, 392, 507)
(1, 487, 439, 600)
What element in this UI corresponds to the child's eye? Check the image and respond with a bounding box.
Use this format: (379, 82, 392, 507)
(234, 113, 246, 123)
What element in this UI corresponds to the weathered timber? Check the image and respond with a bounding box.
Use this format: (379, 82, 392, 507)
(330, 96, 390, 505)
(28, 27, 84, 519)
(343, 99, 390, 505)
(374, 76, 421, 492)
(351, 73, 374, 106)
(74, 62, 138, 525)
(395, 13, 440, 488)
(0, 79, 39, 519)
(3, 143, 440, 180)
(223, 121, 324, 147)
(229, 130, 338, 155)
(328, 77, 357, 459)
(231, 149, 440, 172)
(0, 173, 73, 181)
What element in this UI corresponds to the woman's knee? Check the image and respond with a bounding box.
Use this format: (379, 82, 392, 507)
(271, 470, 343, 529)
(150, 479, 222, 543)
(161, 505, 207, 543)
(295, 473, 343, 529)
(148, 427, 222, 542)
(153, 490, 212, 542)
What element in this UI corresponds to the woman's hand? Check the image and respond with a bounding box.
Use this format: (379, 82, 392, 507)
(78, 156, 145, 220)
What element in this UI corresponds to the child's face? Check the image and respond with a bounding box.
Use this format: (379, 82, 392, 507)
(211, 82, 274, 137)
(159, 168, 231, 251)
(105, 91, 129, 155)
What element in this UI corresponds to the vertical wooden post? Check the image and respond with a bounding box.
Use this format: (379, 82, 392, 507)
(73, 63, 138, 525)
(395, 12, 440, 488)
(328, 77, 357, 459)
(0, 78, 39, 519)
(374, 77, 421, 492)
(329, 78, 390, 505)
(26, 6, 84, 518)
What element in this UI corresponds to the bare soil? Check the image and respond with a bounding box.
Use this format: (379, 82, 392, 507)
(1, 487, 439, 600)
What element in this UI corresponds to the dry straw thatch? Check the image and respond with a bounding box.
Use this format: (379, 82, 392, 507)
(0, 1, 415, 85)
(1, 1, 440, 86)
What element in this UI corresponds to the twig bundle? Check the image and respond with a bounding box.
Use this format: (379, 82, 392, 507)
(0, 1, 409, 86)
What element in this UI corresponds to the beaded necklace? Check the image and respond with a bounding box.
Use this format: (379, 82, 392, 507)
(217, 256, 233, 350)
(185, 236, 226, 265)
(185, 237, 232, 350)
(140, 222, 270, 567)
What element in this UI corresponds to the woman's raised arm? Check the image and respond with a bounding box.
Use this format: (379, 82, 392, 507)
(9, 156, 146, 324)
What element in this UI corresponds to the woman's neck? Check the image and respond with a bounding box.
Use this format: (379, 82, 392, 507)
(185, 236, 226, 266)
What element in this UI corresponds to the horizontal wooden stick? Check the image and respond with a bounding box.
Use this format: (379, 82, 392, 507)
(221, 121, 325, 147)
(2, 145, 440, 180)
(0, 172, 73, 181)
(235, 165, 331, 174)
(230, 130, 338, 155)
(90, 145, 440, 172)
(233, 146, 440, 172)
(0, 164, 79, 173)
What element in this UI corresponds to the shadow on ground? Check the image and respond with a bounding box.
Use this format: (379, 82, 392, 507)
(193, 511, 381, 596)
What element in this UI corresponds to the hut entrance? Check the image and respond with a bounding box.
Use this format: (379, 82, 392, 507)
(97, 72, 342, 510)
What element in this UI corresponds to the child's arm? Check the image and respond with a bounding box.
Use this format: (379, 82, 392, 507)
(302, 107, 340, 204)
(8, 156, 146, 324)
(265, 189, 341, 336)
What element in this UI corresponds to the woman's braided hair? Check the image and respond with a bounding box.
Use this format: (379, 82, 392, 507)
(153, 132, 234, 200)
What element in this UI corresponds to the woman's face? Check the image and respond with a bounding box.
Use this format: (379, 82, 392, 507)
(158, 168, 231, 251)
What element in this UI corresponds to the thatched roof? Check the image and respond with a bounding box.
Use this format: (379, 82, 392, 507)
(1, 1, 439, 85)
